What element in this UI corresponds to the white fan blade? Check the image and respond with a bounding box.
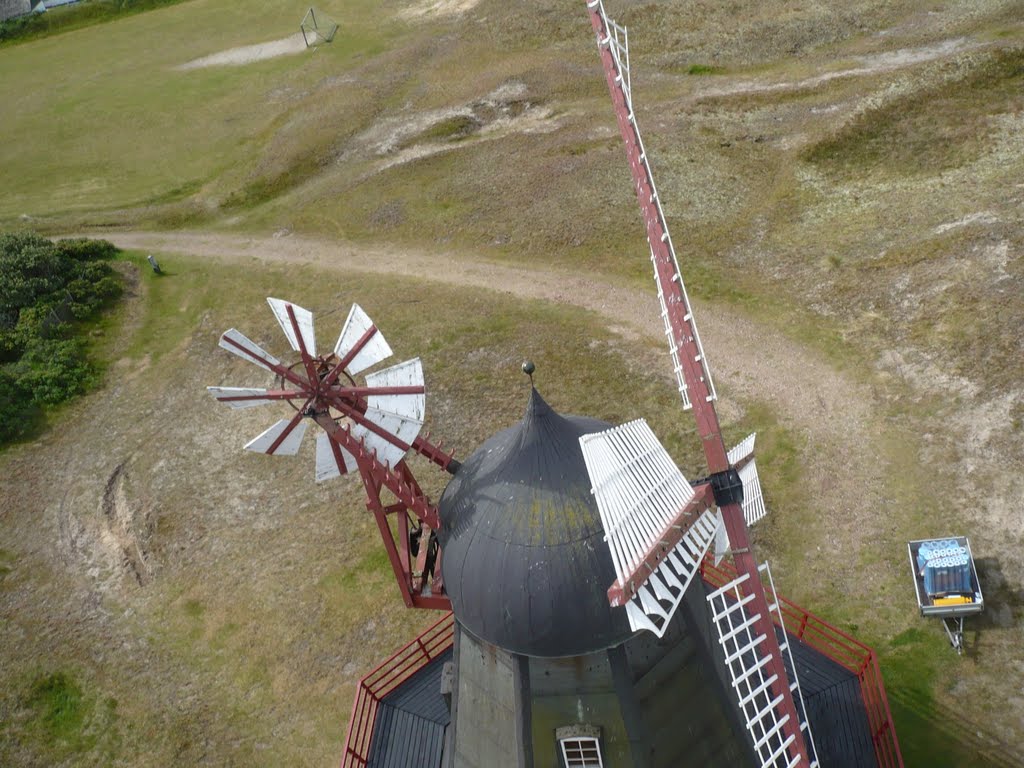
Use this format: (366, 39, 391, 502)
(334, 304, 392, 375)
(315, 431, 357, 482)
(219, 329, 282, 373)
(244, 418, 308, 456)
(738, 458, 766, 526)
(727, 432, 756, 464)
(365, 358, 425, 421)
(352, 417, 414, 469)
(713, 510, 729, 566)
(207, 387, 278, 409)
(267, 298, 317, 356)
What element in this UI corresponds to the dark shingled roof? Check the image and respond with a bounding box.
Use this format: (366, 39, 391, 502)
(437, 388, 633, 657)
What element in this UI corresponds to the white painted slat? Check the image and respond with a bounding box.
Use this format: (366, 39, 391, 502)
(728, 432, 756, 465)
(267, 298, 317, 356)
(365, 358, 425, 421)
(315, 431, 357, 482)
(219, 329, 282, 372)
(714, 510, 729, 566)
(707, 565, 818, 767)
(207, 387, 276, 409)
(728, 433, 767, 526)
(625, 601, 659, 634)
(334, 304, 393, 375)
(244, 418, 308, 456)
(740, 458, 767, 526)
(580, 419, 724, 636)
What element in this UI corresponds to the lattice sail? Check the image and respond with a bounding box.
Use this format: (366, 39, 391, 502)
(580, 419, 720, 637)
(728, 433, 767, 526)
(706, 565, 818, 768)
(588, 0, 717, 410)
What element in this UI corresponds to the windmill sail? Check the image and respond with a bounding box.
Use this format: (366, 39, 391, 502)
(267, 298, 317, 356)
(586, 1, 811, 762)
(729, 433, 767, 526)
(334, 304, 393, 375)
(707, 564, 818, 767)
(580, 419, 720, 636)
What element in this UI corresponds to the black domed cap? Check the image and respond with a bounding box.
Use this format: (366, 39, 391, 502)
(437, 388, 633, 657)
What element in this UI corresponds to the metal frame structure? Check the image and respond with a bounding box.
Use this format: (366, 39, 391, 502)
(583, 0, 810, 761)
(300, 6, 338, 47)
(210, 300, 458, 610)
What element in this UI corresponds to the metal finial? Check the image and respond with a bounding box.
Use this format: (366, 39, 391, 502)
(522, 360, 535, 385)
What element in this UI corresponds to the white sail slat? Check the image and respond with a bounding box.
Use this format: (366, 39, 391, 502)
(315, 431, 357, 482)
(580, 419, 717, 636)
(727, 433, 767, 526)
(739, 459, 766, 526)
(206, 387, 278, 409)
(707, 564, 818, 767)
(365, 358, 425, 422)
(219, 329, 282, 372)
(244, 418, 308, 456)
(267, 298, 317, 356)
(334, 304, 393, 375)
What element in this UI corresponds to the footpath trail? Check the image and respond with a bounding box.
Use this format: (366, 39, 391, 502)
(101, 229, 882, 550)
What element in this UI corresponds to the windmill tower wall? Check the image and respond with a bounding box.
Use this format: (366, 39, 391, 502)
(439, 389, 757, 768)
(446, 584, 755, 767)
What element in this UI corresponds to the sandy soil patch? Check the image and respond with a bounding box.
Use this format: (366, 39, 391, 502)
(176, 33, 308, 71)
(398, 0, 481, 21)
(695, 37, 980, 100)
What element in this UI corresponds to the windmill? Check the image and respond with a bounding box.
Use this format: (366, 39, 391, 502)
(207, 2, 903, 766)
(577, 0, 816, 764)
(207, 299, 456, 610)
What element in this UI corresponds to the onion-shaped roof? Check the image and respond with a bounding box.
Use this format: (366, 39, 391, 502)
(437, 388, 633, 657)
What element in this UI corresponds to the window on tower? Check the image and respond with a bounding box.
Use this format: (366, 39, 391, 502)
(556, 725, 603, 768)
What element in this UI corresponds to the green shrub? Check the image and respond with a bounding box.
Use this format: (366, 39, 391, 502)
(0, 231, 121, 444)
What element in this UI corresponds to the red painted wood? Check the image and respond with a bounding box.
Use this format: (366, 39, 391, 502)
(585, 2, 807, 762)
(341, 613, 455, 768)
(606, 482, 715, 606)
(702, 557, 904, 766)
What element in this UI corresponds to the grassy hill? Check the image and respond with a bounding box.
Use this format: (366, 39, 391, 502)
(0, 0, 1022, 765)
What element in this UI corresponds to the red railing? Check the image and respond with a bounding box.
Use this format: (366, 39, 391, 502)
(701, 557, 904, 768)
(340, 612, 455, 768)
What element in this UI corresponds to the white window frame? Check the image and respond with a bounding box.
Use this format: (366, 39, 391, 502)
(558, 734, 603, 768)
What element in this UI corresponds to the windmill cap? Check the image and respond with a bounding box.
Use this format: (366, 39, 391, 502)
(437, 388, 632, 657)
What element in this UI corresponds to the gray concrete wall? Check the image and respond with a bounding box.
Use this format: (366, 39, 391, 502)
(0, 0, 31, 23)
(452, 629, 518, 768)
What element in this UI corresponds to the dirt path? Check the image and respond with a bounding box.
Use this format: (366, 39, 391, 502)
(104, 229, 874, 434)
(101, 229, 883, 566)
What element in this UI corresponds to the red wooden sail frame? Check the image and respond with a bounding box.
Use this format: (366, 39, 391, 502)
(584, 0, 808, 761)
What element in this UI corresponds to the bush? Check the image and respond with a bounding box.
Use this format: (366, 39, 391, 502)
(0, 368, 34, 443)
(0, 231, 122, 444)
